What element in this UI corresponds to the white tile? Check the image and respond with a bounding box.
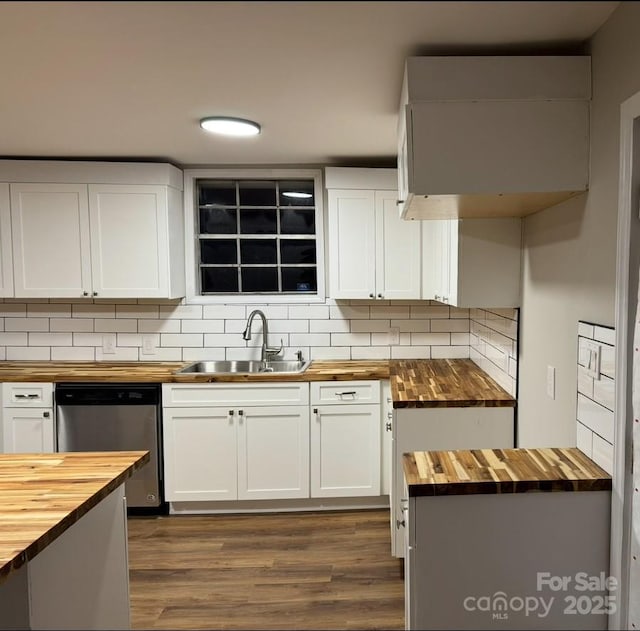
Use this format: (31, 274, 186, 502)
(5, 297, 48, 303)
(72, 304, 115, 318)
(351, 346, 391, 360)
(204, 332, 248, 348)
(268, 319, 309, 334)
(52, 346, 95, 360)
(576, 422, 593, 456)
(411, 332, 451, 346)
(371, 333, 392, 346)
(578, 321, 595, 339)
(247, 334, 288, 350)
(310, 346, 351, 360)
(29, 332, 72, 346)
(226, 347, 259, 361)
(246, 305, 289, 319)
(593, 326, 615, 346)
(390, 319, 430, 333)
(451, 333, 470, 346)
(50, 318, 94, 333)
(0, 304, 26, 317)
(600, 344, 615, 380)
(95, 319, 137, 333)
(410, 306, 449, 319)
(203, 305, 246, 320)
(289, 333, 330, 347)
(577, 393, 614, 443)
(288, 305, 329, 319)
(96, 298, 138, 304)
(485, 308, 518, 320)
(7, 346, 51, 360)
(117, 333, 143, 347)
(508, 357, 518, 379)
(449, 307, 470, 319)
(485, 343, 510, 373)
(73, 333, 103, 346)
(484, 313, 518, 339)
(161, 333, 204, 347)
(139, 348, 183, 361)
(469, 308, 486, 321)
(391, 346, 431, 359)
(431, 319, 469, 333)
(181, 320, 225, 333)
(369, 306, 410, 319)
(0, 347, 6, 360)
(331, 333, 371, 346)
(592, 433, 614, 475)
(5, 318, 49, 332)
(351, 320, 391, 333)
(115, 305, 159, 318)
(95, 347, 139, 361)
(399, 332, 411, 346)
(138, 319, 181, 333)
(0, 318, 4, 332)
(225, 319, 247, 334)
(27, 304, 71, 317)
(329, 305, 370, 320)
(159, 304, 203, 319)
(431, 346, 470, 359)
(593, 375, 615, 413)
(182, 347, 226, 361)
(310, 319, 350, 333)
(577, 365, 594, 398)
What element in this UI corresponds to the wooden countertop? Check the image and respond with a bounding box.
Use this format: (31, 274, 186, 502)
(0, 360, 390, 383)
(0, 451, 149, 584)
(390, 359, 515, 408)
(402, 447, 612, 497)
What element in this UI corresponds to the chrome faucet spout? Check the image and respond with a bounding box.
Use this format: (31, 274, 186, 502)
(242, 310, 283, 363)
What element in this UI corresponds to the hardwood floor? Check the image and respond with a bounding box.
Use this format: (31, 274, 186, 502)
(127, 509, 405, 630)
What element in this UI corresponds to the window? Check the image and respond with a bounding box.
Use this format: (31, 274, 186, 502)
(184, 169, 325, 302)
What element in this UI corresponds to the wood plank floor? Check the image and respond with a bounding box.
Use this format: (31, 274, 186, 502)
(127, 509, 405, 630)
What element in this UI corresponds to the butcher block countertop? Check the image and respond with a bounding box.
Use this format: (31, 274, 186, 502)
(403, 447, 612, 497)
(390, 358, 515, 408)
(0, 451, 149, 584)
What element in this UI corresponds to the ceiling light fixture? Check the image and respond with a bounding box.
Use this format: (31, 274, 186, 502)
(282, 191, 313, 199)
(199, 116, 261, 137)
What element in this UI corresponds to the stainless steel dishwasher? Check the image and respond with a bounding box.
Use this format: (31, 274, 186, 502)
(55, 383, 163, 511)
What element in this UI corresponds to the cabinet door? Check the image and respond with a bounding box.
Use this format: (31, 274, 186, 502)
(397, 107, 410, 218)
(2, 408, 54, 453)
(375, 190, 421, 299)
(163, 407, 237, 501)
(10, 183, 91, 298)
(0, 184, 13, 297)
(421, 219, 451, 303)
(237, 405, 309, 500)
(327, 189, 376, 298)
(310, 404, 381, 497)
(88, 185, 169, 298)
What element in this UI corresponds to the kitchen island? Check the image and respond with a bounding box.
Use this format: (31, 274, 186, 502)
(0, 451, 149, 630)
(402, 447, 612, 630)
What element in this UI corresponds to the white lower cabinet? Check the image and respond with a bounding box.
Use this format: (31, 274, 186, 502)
(310, 381, 381, 498)
(162, 383, 310, 502)
(1, 383, 54, 453)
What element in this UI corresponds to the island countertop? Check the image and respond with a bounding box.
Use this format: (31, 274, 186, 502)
(0, 451, 149, 583)
(402, 447, 612, 497)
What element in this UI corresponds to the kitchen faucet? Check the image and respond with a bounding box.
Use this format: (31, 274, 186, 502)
(242, 309, 283, 363)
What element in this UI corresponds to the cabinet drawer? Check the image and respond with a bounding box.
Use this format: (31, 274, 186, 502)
(2, 382, 53, 407)
(163, 382, 310, 407)
(310, 380, 380, 405)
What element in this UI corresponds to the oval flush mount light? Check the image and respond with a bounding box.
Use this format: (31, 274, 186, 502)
(282, 191, 313, 199)
(200, 116, 261, 137)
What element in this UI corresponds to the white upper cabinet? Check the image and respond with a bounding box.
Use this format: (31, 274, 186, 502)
(326, 167, 421, 300)
(0, 184, 14, 297)
(1, 160, 185, 299)
(422, 218, 522, 308)
(398, 56, 591, 220)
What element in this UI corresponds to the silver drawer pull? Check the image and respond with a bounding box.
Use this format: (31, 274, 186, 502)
(335, 391, 357, 398)
(15, 393, 39, 399)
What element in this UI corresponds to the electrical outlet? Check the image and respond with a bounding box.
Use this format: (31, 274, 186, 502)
(546, 365, 555, 400)
(584, 341, 601, 379)
(141, 335, 157, 355)
(102, 334, 116, 354)
(388, 326, 400, 346)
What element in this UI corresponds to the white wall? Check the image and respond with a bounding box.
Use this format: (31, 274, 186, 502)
(518, 2, 640, 447)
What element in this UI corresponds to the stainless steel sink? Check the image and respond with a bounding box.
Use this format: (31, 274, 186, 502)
(176, 359, 311, 375)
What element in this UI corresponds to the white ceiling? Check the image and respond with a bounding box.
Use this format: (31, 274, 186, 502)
(0, 1, 619, 168)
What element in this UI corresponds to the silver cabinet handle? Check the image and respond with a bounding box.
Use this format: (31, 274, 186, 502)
(93, 291, 98, 297)
(396, 200, 405, 205)
(335, 391, 356, 398)
(82, 291, 89, 296)
(385, 422, 392, 432)
(15, 393, 39, 399)
(396, 518, 405, 529)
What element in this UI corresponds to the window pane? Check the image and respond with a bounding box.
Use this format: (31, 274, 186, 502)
(241, 267, 278, 292)
(240, 239, 277, 264)
(199, 181, 236, 206)
(280, 209, 315, 235)
(239, 209, 277, 234)
(280, 239, 317, 264)
(199, 208, 237, 234)
(278, 180, 315, 206)
(282, 267, 317, 292)
(200, 239, 237, 264)
(201, 267, 239, 293)
(239, 181, 276, 206)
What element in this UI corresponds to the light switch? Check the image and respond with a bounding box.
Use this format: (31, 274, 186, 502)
(141, 335, 157, 355)
(388, 327, 400, 346)
(102, 334, 116, 354)
(584, 341, 601, 379)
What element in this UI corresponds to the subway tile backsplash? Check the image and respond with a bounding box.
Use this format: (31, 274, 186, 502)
(0, 299, 518, 391)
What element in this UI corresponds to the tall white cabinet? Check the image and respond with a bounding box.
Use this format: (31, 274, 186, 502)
(1, 160, 185, 299)
(0, 184, 13, 297)
(326, 167, 421, 300)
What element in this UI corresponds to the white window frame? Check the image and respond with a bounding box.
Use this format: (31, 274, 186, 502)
(183, 168, 326, 304)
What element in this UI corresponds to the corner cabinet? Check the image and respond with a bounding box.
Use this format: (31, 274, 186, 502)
(0, 160, 185, 299)
(422, 218, 522, 307)
(326, 167, 421, 300)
